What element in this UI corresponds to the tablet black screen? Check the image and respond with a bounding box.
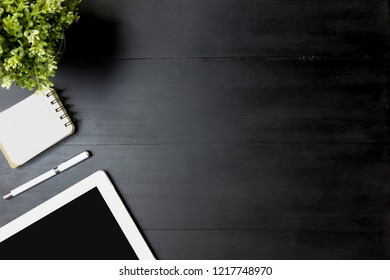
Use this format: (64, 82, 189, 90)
(0, 187, 138, 260)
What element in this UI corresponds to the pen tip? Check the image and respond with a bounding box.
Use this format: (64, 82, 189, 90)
(3, 193, 13, 200)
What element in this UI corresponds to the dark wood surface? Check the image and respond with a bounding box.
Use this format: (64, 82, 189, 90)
(0, 0, 389, 259)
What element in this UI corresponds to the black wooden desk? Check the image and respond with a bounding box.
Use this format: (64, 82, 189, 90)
(0, 0, 389, 259)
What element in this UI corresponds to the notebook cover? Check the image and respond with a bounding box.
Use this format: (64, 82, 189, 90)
(0, 89, 75, 168)
(0, 143, 18, 169)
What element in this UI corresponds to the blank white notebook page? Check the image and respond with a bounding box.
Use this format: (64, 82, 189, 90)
(0, 91, 73, 166)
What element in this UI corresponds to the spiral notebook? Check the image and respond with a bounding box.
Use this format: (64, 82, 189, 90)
(0, 89, 75, 168)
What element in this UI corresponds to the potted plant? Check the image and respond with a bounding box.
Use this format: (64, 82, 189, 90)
(0, 0, 81, 91)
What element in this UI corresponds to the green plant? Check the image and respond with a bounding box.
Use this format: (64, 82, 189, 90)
(0, 0, 81, 91)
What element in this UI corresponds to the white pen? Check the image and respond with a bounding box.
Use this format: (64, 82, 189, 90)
(3, 151, 91, 200)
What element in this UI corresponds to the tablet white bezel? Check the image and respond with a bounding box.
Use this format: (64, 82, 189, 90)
(0, 170, 155, 260)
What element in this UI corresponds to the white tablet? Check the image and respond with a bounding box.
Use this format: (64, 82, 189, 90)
(0, 170, 155, 260)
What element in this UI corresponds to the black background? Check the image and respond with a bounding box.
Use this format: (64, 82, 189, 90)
(0, 0, 389, 259)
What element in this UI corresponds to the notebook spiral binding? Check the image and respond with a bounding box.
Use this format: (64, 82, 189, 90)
(46, 89, 73, 127)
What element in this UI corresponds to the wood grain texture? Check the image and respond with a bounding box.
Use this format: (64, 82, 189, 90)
(55, 58, 389, 144)
(0, 0, 389, 259)
(0, 144, 389, 259)
(63, 0, 390, 59)
(145, 229, 390, 259)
